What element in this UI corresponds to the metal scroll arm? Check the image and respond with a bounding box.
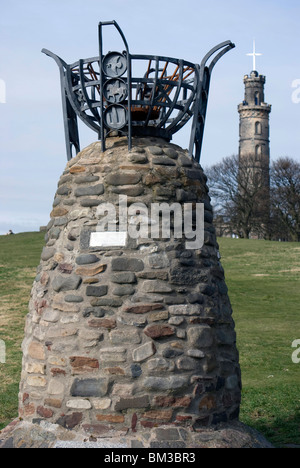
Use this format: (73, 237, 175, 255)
(42, 48, 80, 161)
(189, 40, 235, 163)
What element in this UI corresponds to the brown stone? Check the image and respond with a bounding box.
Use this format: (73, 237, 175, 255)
(50, 368, 67, 377)
(37, 406, 54, 419)
(52, 302, 80, 313)
(83, 278, 99, 284)
(199, 395, 217, 410)
(44, 398, 62, 408)
(34, 300, 48, 315)
(176, 414, 193, 422)
(144, 324, 175, 340)
(69, 165, 86, 174)
(23, 403, 35, 416)
(154, 396, 192, 408)
(144, 173, 161, 186)
(50, 207, 69, 218)
(124, 304, 164, 314)
(140, 420, 157, 428)
(70, 356, 99, 373)
(104, 367, 125, 375)
(28, 342, 45, 361)
(96, 414, 125, 423)
(88, 318, 116, 329)
(75, 264, 107, 276)
(57, 412, 83, 429)
(40, 272, 50, 286)
(58, 263, 73, 274)
(22, 393, 29, 403)
(142, 410, 173, 421)
(173, 396, 192, 408)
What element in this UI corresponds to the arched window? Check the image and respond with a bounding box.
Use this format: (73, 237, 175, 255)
(255, 121, 262, 135)
(255, 91, 260, 105)
(255, 145, 262, 160)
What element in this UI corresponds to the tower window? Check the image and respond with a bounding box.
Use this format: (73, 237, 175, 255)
(255, 92, 260, 105)
(255, 121, 262, 135)
(255, 145, 262, 160)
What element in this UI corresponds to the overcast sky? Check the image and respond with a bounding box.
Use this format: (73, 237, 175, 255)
(0, 0, 299, 234)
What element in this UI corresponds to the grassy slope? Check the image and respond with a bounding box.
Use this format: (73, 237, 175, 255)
(0, 232, 45, 429)
(0, 232, 299, 446)
(218, 238, 300, 446)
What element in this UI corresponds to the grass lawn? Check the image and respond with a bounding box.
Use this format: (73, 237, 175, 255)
(218, 237, 300, 446)
(0, 232, 299, 447)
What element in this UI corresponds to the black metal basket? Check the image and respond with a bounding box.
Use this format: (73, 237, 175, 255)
(43, 21, 234, 162)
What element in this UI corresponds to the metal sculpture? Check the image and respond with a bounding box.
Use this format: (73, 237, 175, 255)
(42, 21, 235, 162)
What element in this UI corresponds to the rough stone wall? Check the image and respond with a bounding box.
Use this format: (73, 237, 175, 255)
(19, 137, 241, 438)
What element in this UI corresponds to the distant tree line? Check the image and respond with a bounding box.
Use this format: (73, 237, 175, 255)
(205, 155, 300, 241)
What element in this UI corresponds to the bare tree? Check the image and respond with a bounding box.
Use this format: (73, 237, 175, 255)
(206, 154, 270, 238)
(270, 157, 300, 242)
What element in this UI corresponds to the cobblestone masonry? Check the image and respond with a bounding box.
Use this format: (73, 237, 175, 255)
(17, 137, 246, 446)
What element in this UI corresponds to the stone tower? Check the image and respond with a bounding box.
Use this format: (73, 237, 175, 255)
(238, 70, 271, 188)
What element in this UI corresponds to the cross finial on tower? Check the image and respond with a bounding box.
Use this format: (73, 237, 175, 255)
(246, 39, 262, 72)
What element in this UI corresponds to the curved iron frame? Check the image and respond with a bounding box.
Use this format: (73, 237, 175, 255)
(42, 21, 235, 162)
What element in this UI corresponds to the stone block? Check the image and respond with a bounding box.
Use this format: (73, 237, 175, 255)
(86, 285, 108, 297)
(146, 358, 175, 373)
(109, 329, 141, 345)
(92, 398, 111, 410)
(187, 325, 214, 348)
(144, 324, 175, 340)
(111, 257, 144, 272)
(28, 342, 45, 361)
(88, 318, 116, 329)
(143, 280, 173, 293)
(52, 274, 82, 293)
(27, 376, 47, 388)
(76, 254, 99, 265)
(123, 303, 164, 314)
(106, 172, 141, 185)
(112, 285, 135, 296)
(66, 399, 92, 410)
(41, 247, 56, 261)
(69, 356, 100, 373)
(132, 341, 156, 362)
(143, 375, 189, 392)
(75, 264, 106, 276)
(169, 304, 201, 316)
(114, 395, 150, 411)
(71, 378, 109, 397)
(74, 184, 104, 197)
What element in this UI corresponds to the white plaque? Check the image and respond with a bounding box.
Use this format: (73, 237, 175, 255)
(90, 231, 127, 248)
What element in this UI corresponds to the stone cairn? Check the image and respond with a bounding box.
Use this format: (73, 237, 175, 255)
(11, 137, 272, 448)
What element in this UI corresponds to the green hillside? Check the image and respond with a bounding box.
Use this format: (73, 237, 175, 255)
(0, 232, 299, 446)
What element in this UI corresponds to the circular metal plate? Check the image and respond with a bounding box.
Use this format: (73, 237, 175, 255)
(104, 104, 128, 130)
(102, 52, 127, 78)
(103, 78, 128, 104)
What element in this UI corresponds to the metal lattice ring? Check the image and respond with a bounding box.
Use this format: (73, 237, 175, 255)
(104, 104, 128, 130)
(103, 78, 128, 104)
(102, 52, 127, 78)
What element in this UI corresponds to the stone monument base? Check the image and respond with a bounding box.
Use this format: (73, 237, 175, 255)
(0, 418, 273, 448)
